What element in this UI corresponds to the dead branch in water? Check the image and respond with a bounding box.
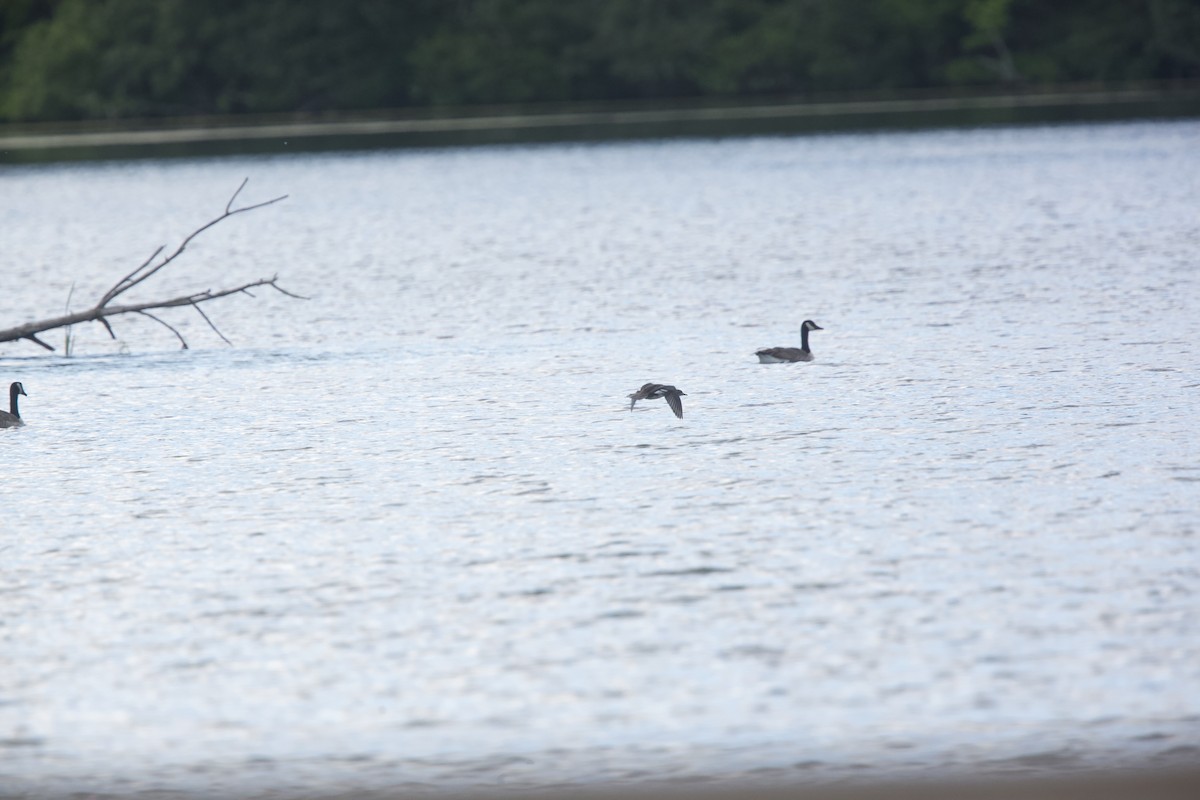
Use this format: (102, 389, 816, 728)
(0, 179, 305, 352)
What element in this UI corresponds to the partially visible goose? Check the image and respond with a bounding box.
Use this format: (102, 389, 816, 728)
(755, 320, 824, 363)
(1, 382, 27, 428)
(627, 383, 686, 419)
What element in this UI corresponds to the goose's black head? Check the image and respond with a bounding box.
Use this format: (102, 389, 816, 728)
(802, 320, 823, 332)
(12, 382, 26, 397)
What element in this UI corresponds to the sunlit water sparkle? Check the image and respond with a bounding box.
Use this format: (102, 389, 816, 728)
(1, 120, 1198, 794)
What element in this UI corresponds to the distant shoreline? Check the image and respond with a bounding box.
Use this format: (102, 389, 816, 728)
(2, 83, 1197, 163)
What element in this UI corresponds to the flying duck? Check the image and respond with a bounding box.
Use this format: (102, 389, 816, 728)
(627, 383, 686, 419)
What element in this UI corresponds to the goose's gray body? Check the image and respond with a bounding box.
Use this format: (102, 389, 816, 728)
(756, 320, 823, 363)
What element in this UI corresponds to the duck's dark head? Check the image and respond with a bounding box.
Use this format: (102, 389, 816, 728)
(802, 320, 823, 332)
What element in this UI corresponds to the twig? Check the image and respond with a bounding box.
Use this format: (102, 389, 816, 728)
(267, 279, 309, 300)
(25, 333, 55, 351)
(190, 301, 232, 345)
(137, 311, 189, 349)
(98, 245, 165, 308)
(97, 179, 287, 310)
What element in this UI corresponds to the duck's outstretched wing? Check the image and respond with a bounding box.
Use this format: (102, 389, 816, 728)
(665, 390, 684, 419)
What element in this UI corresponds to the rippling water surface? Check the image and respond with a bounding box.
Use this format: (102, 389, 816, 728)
(2, 121, 1198, 795)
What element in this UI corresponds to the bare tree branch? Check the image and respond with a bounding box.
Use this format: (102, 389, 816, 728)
(1, 276, 301, 351)
(226, 177, 249, 214)
(190, 301, 232, 346)
(0, 182, 301, 353)
(138, 311, 189, 349)
(25, 333, 55, 351)
(96, 180, 287, 310)
(98, 245, 165, 308)
(268, 279, 309, 300)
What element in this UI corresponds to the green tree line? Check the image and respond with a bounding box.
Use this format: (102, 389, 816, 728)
(1, 0, 1198, 122)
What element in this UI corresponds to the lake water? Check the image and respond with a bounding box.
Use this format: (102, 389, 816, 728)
(1, 120, 1198, 796)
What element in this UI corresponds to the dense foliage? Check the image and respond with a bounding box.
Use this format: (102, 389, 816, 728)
(1, 0, 1197, 121)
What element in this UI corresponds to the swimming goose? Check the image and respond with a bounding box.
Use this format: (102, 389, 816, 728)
(755, 320, 824, 363)
(627, 383, 686, 419)
(1, 382, 27, 428)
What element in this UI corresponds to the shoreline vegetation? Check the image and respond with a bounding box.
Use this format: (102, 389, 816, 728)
(2, 82, 1197, 163)
(4, 1, 1198, 162)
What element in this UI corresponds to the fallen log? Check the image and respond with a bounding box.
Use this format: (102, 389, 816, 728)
(0, 179, 304, 353)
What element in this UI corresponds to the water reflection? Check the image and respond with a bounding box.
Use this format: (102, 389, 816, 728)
(1, 120, 1198, 794)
